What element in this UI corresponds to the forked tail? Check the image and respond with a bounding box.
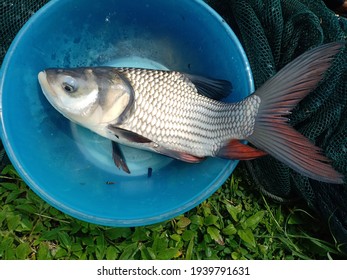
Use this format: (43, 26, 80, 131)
(246, 42, 345, 184)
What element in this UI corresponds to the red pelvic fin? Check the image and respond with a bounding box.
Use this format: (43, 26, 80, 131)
(217, 140, 267, 160)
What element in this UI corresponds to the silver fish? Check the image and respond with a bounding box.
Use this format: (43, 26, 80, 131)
(38, 43, 345, 184)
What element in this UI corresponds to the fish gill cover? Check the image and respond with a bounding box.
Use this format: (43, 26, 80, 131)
(1, 0, 347, 252)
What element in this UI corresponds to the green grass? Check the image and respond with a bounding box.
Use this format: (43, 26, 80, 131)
(0, 163, 345, 260)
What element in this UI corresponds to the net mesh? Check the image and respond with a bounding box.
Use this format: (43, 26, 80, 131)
(0, 0, 49, 65)
(1, 0, 347, 253)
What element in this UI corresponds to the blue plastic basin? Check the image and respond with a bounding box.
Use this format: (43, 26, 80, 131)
(0, 0, 254, 226)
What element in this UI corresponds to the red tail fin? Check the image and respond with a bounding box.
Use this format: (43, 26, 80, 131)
(246, 42, 345, 184)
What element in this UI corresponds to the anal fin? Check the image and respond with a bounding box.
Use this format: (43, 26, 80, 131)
(217, 140, 267, 160)
(154, 146, 205, 163)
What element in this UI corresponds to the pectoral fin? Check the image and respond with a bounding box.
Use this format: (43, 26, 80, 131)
(112, 141, 130, 174)
(108, 125, 152, 143)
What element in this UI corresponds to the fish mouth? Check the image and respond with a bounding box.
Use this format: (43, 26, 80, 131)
(38, 71, 54, 96)
(38, 70, 69, 119)
(38, 70, 62, 112)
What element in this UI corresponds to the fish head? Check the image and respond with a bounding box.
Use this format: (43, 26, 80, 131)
(38, 67, 134, 128)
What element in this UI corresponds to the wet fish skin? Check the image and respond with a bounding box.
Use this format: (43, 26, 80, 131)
(39, 66, 258, 158)
(38, 42, 346, 183)
(114, 68, 260, 158)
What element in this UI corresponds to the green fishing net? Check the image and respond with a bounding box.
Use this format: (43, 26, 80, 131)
(1, 0, 347, 253)
(0, 0, 49, 64)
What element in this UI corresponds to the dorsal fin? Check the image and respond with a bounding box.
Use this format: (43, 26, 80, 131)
(184, 74, 232, 100)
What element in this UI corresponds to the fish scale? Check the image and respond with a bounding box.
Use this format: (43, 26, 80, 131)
(117, 68, 259, 157)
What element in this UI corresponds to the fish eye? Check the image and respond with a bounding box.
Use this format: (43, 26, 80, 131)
(61, 76, 78, 94)
(62, 83, 75, 93)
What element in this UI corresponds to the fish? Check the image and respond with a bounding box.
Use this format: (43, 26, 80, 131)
(38, 42, 345, 184)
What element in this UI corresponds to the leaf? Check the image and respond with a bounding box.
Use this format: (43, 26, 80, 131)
(132, 227, 149, 242)
(170, 234, 181, 242)
(228, 239, 240, 249)
(0, 182, 18, 190)
(70, 244, 85, 260)
(58, 232, 72, 251)
(238, 228, 256, 248)
(205, 246, 213, 258)
(40, 228, 61, 241)
(1, 165, 14, 175)
(15, 204, 37, 214)
(186, 237, 195, 260)
(204, 215, 219, 227)
(5, 249, 16, 259)
(54, 247, 68, 259)
(106, 246, 118, 260)
(119, 243, 138, 260)
(182, 230, 195, 242)
(71, 243, 83, 252)
(80, 236, 94, 246)
(37, 243, 51, 260)
(0, 238, 15, 259)
(1, 165, 20, 177)
(226, 204, 242, 222)
(105, 228, 132, 240)
(27, 190, 45, 205)
(96, 235, 106, 259)
(176, 216, 191, 228)
(16, 218, 33, 232)
(85, 246, 96, 258)
(72, 250, 84, 260)
(242, 211, 265, 230)
(0, 212, 6, 227)
(156, 248, 180, 260)
(222, 224, 237, 236)
(146, 247, 156, 260)
(231, 251, 241, 260)
(202, 202, 212, 216)
(48, 207, 61, 217)
(207, 226, 224, 245)
(0, 237, 14, 257)
(6, 214, 20, 231)
(147, 223, 166, 232)
(5, 190, 22, 204)
(16, 242, 31, 259)
(190, 215, 204, 227)
(139, 245, 152, 260)
(152, 235, 168, 253)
